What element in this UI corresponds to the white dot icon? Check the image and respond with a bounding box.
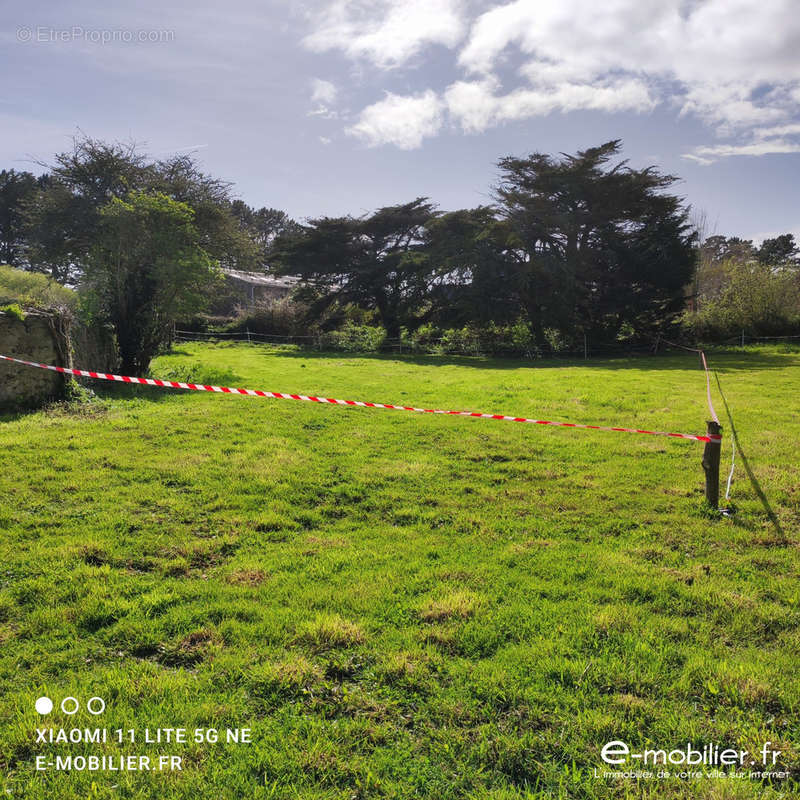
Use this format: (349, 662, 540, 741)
(35, 696, 53, 715)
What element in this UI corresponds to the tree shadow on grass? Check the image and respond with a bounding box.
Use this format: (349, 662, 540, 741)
(0, 409, 31, 423)
(6, 346, 789, 417)
(714, 372, 786, 540)
(0, 382, 178, 422)
(250, 348, 798, 373)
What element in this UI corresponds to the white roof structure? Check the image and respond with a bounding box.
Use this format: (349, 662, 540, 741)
(222, 268, 300, 289)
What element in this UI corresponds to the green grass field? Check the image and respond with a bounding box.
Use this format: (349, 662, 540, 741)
(1, 342, 798, 799)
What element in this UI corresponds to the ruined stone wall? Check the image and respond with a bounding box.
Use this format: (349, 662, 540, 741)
(71, 320, 118, 375)
(0, 310, 118, 410)
(0, 311, 65, 408)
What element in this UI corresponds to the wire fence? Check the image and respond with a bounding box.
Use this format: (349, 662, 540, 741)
(172, 328, 800, 358)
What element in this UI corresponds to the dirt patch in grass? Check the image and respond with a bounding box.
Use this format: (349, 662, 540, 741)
(226, 568, 268, 586)
(159, 628, 222, 667)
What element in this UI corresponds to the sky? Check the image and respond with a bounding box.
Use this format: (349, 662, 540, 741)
(1, 0, 799, 243)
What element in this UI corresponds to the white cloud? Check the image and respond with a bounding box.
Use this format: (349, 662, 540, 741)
(303, 0, 467, 69)
(306, 0, 800, 151)
(683, 140, 800, 165)
(308, 78, 339, 118)
(752, 122, 800, 139)
(308, 78, 339, 119)
(346, 90, 443, 149)
(456, 0, 800, 132)
(311, 78, 338, 105)
(679, 82, 787, 132)
(683, 115, 800, 164)
(446, 77, 655, 133)
(443, 79, 501, 134)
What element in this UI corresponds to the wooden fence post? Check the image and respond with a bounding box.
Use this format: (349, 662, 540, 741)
(702, 420, 722, 508)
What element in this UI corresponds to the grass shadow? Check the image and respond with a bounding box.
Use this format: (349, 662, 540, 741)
(87, 382, 186, 403)
(229, 346, 799, 373)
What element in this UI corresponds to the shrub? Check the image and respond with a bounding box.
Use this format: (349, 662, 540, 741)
(0, 264, 77, 310)
(438, 326, 480, 355)
(321, 322, 385, 352)
(223, 296, 311, 337)
(1, 302, 26, 320)
(409, 323, 438, 351)
(684, 259, 800, 339)
(409, 320, 539, 357)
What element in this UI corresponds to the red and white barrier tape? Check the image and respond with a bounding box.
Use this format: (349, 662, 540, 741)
(0, 354, 721, 443)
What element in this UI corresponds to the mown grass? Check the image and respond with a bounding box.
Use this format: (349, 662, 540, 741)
(0, 342, 798, 799)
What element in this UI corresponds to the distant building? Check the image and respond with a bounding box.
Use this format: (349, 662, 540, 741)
(221, 269, 300, 306)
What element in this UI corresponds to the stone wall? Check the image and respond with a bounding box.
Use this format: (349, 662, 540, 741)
(71, 320, 118, 377)
(0, 310, 118, 410)
(0, 311, 65, 408)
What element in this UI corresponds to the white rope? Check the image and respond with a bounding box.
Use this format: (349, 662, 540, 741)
(724, 434, 736, 501)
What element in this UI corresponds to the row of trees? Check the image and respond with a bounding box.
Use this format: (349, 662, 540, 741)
(686, 233, 800, 338)
(272, 141, 698, 344)
(2, 136, 798, 372)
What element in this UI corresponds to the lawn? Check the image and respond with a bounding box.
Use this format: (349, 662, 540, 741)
(0, 342, 798, 799)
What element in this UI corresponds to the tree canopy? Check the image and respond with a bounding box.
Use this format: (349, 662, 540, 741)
(494, 140, 697, 342)
(0, 169, 40, 270)
(25, 137, 256, 284)
(273, 198, 438, 338)
(85, 191, 218, 374)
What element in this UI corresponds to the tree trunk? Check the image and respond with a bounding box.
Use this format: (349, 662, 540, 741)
(385, 319, 402, 339)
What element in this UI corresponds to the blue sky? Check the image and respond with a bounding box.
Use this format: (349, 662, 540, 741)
(1, 0, 798, 242)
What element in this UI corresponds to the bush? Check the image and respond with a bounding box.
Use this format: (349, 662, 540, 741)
(409, 320, 539, 357)
(223, 296, 311, 337)
(1, 302, 26, 320)
(322, 323, 385, 352)
(0, 264, 77, 310)
(684, 260, 800, 339)
(438, 326, 480, 355)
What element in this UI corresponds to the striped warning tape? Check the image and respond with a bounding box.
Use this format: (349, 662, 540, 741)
(0, 353, 721, 443)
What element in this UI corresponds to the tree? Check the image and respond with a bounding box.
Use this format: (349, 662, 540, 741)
(273, 198, 437, 337)
(230, 202, 300, 267)
(423, 207, 522, 326)
(700, 235, 756, 265)
(85, 191, 219, 374)
(26, 137, 256, 283)
(148, 154, 256, 270)
(0, 169, 38, 268)
(686, 258, 800, 338)
(494, 140, 697, 342)
(757, 234, 798, 268)
(26, 139, 150, 283)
